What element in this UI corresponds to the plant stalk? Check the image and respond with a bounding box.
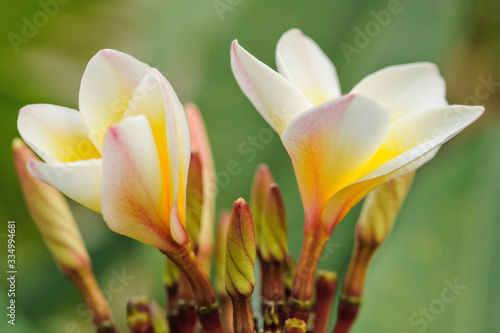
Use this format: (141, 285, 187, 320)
(289, 228, 329, 321)
(64, 265, 117, 333)
(164, 247, 223, 333)
(231, 296, 255, 333)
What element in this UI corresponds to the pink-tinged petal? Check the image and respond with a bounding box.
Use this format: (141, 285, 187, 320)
(28, 158, 102, 213)
(321, 148, 439, 233)
(358, 105, 484, 181)
(351, 63, 447, 121)
(276, 29, 342, 105)
(79, 49, 151, 151)
(18, 104, 100, 163)
(231, 40, 313, 134)
(185, 103, 216, 256)
(124, 69, 191, 228)
(124, 69, 172, 209)
(101, 115, 179, 251)
(281, 94, 391, 226)
(151, 70, 191, 228)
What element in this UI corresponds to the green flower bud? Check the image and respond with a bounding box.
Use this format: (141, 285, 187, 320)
(12, 138, 90, 272)
(225, 198, 256, 298)
(250, 164, 274, 247)
(259, 184, 288, 262)
(356, 172, 415, 247)
(186, 151, 204, 250)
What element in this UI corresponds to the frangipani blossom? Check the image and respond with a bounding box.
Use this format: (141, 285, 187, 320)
(18, 49, 191, 253)
(231, 29, 484, 235)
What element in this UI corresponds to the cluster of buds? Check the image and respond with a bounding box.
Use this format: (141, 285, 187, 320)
(13, 27, 483, 333)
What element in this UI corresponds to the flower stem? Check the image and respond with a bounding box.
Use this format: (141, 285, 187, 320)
(333, 242, 376, 333)
(177, 272, 198, 333)
(164, 247, 223, 333)
(289, 229, 329, 321)
(313, 271, 338, 333)
(332, 298, 360, 333)
(260, 260, 286, 330)
(218, 294, 234, 333)
(342, 243, 376, 299)
(231, 296, 255, 333)
(64, 265, 117, 333)
(165, 282, 180, 332)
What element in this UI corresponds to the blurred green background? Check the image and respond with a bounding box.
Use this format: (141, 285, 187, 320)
(1, 0, 499, 332)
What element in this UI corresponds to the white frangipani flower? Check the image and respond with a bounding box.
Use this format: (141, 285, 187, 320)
(18, 49, 191, 253)
(231, 28, 483, 235)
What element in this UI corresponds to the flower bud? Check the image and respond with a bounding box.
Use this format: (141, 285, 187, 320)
(13, 138, 115, 331)
(250, 164, 274, 247)
(186, 151, 204, 250)
(356, 172, 415, 247)
(259, 184, 288, 263)
(225, 198, 256, 298)
(215, 210, 231, 296)
(12, 138, 90, 272)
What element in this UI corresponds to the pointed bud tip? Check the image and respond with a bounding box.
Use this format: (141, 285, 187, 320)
(234, 197, 248, 206)
(12, 138, 25, 151)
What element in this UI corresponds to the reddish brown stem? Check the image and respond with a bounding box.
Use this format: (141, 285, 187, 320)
(177, 272, 198, 333)
(333, 243, 376, 333)
(260, 260, 286, 330)
(166, 282, 180, 332)
(332, 299, 360, 333)
(64, 265, 117, 333)
(164, 248, 223, 333)
(219, 294, 234, 333)
(289, 229, 329, 321)
(313, 271, 338, 333)
(342, 243, 376, 299)
(231, 296, 254, 333)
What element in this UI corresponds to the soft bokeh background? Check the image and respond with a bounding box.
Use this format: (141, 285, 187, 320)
(1, 0, 499, 332)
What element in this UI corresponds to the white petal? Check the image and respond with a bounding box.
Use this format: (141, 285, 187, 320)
(18, 104, 100, 163)
(79, 49, 151, 151)
(101, 115, 177, 251)
(281, 94, 391, 220)
(351, 63, 448, 120)
(358, 105, 484, 182)
(231, 40, 313, 134)
(276, 29, 341, 105)
(28, 159, 102, 213)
